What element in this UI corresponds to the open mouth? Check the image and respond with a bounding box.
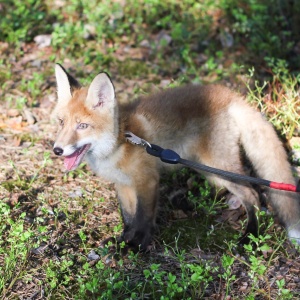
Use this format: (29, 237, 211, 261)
(64, 144, 91, 171)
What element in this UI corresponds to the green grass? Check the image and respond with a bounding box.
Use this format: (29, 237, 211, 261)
(245, 60, 300, 139)
(0, 192, 295, 299)
(1, 0, 300, 299)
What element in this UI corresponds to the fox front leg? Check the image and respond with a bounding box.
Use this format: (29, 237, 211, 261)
(115, 179, 159, 251)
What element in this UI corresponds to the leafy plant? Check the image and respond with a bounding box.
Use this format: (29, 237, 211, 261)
(188, 179, 225, 216)
(219, 254, 236, 297)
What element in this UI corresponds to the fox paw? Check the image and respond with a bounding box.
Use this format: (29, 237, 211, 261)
(100, 228, 153, 254)
(288, 228, 300, 245)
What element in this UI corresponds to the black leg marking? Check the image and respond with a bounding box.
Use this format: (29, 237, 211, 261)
(239, 207, 259, 245)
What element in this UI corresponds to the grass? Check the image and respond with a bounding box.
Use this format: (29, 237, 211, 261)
(245, 60, 300, 139)
(1, 0, 300, 299)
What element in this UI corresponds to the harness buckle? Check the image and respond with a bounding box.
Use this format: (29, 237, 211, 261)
(125, 131, 152, 149)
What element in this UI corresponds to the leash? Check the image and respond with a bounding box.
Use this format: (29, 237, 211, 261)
(125, 131, 300, 193)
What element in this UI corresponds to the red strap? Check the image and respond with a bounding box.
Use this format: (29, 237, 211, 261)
(269, 182, 297, 192)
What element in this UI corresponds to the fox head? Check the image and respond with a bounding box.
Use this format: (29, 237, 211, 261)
(53, 64, 118, 171)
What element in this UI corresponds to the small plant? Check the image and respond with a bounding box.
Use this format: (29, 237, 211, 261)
(45, 258, 74, 291)
(276, 278, 293, 300)
(143, 263, 166, 295)
(219, 254, 236, 297)
(188, 179, 225, 216)
(75, 259, 133, 300)
(162, 240, 217, 299)
(188, 262, 215, 298)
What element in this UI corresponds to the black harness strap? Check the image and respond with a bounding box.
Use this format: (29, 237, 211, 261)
(146, 144, 300, 193)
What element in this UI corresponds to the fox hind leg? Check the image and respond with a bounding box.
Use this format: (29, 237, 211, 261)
(194, 135, 261, 242)
(206, 175, 260, 241)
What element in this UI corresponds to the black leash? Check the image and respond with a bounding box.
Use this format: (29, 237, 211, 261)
(125, 131, 300, 193)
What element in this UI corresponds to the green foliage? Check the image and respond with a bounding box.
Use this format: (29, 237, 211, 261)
(221, 0, 300, 68)
(0, 0, 55, 44)
(188, 179, 226, 216)
(0, 203, 35, 297)
(141, 254, 215, 299)
(276, 279, 294, 299)
(75, 259, 132, 299)
(219, 254, 236, 297)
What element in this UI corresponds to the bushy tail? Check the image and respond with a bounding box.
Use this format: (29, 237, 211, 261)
(229, 99, 300, 242)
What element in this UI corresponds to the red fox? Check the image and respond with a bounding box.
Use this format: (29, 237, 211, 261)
(52, 63, 300, 250)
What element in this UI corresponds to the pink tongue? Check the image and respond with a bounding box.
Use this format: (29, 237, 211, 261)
(64, 150, 80, 171)
(63, 144, 91, 171)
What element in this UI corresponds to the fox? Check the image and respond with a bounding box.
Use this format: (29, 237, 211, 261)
(52, 63, 300, 250)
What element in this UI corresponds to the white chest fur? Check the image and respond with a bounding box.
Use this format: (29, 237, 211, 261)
(86, 149, 131, 185)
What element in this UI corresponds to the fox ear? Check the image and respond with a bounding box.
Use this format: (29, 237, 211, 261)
(55, 63, 81, 103)
(86, 72, 115, 109)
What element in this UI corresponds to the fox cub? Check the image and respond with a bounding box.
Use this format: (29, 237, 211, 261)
(53, 64, 300, 250)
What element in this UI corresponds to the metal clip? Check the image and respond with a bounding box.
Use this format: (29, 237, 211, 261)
(125, 131, 152, 149)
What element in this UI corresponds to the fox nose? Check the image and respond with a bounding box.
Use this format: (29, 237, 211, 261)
(53, 147, 64, 156)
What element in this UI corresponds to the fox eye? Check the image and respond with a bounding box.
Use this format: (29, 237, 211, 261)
(77, 123, 89, 130)
(58, 118, 64, 126)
